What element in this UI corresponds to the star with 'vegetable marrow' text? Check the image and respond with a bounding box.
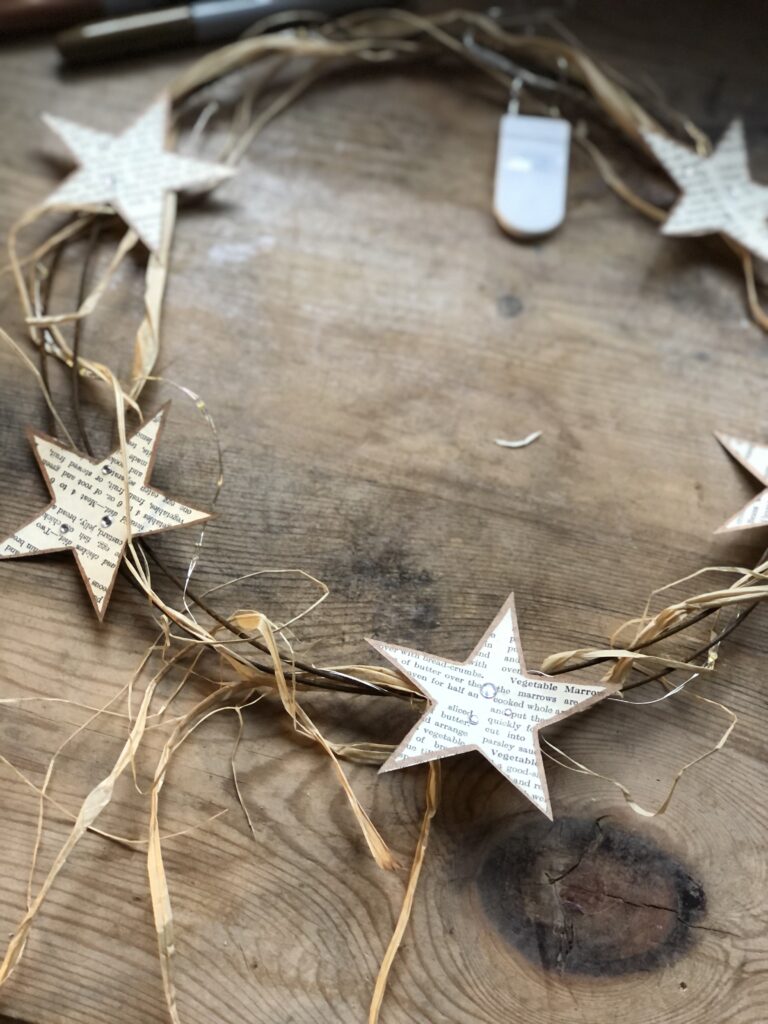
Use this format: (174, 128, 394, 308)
(716, 433, 768, 532)
(0, 406, 208, 619)
(644, 120, 768, 261)
(42, 94, 234, 252)
(369, 595, 615, 818)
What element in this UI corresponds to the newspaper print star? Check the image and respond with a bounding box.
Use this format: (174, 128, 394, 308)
(0, 406, 208, 618)
(645, 120, 768, 260)
(369, 594, 613, 818)
(43, 94, 234, 251)
(716, 433, 768, 532)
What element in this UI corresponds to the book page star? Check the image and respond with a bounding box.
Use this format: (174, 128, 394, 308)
(715, 433, 768, 532)
(0, 406, 208, 619)
(644, 120, 768, 260)
(369, 594, 613, 818)
(42, 94, 234, 251)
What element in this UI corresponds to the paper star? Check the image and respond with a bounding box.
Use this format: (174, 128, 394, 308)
(42, 95, 234, 251)
(0, 406, 208, 618)
(369, 595, 612, 818)
(644, 120, 768, 260)
(715, 433, 768, 532)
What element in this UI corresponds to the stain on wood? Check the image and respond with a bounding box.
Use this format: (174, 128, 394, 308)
(476, 815, 705, 976)
(497, 294, 524, 318)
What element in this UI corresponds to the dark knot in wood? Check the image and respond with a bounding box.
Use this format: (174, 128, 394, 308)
(476, 815, 705, 976)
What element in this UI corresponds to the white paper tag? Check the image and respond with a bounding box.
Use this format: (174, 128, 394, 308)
(494, 114, 571, 237)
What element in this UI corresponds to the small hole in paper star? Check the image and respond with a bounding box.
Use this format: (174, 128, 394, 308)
(101, 514, 114, 528)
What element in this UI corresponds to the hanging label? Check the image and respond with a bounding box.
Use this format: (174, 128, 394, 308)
(494, 114, 571, 238)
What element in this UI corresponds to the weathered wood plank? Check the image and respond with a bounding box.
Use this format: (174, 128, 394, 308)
(0, 3, 765, 1022)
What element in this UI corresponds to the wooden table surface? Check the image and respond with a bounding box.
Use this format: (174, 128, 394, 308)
(0, 3, 766, 1022)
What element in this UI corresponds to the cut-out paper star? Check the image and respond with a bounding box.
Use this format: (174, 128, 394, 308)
(0, 406, 208, 619)
(369, 595, 613, 818)
(716, 433, 768, 532)
(42, 95, 234, 251)
(644, 120, 768, 260)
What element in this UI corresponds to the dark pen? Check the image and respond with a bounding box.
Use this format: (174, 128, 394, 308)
(57, 0, 380, 63)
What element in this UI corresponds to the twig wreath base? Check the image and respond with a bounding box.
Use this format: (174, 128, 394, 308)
(0, 9, 766, 1023)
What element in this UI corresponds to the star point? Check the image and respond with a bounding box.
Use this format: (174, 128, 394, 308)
(42, 95, 235, 252)
(715, 432, 768, 533)
(370, 594, 613, 818)
(0, 406, 208, 619)
(644, 120, 768, 261)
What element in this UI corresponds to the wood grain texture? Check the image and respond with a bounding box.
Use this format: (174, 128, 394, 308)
(0, 2, 767, 1021)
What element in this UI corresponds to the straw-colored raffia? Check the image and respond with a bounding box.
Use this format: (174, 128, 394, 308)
(369, 763, 440, 1024)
